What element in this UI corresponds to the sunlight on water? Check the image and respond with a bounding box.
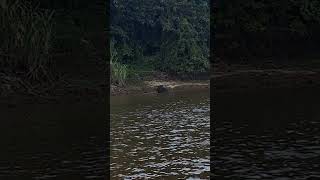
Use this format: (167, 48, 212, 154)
(111, 90, 210, 179)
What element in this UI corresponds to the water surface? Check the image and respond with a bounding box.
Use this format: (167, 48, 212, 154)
(0, 102, 106, 179)
(214, 88, 320, 179)
(111, 89, 210, 179)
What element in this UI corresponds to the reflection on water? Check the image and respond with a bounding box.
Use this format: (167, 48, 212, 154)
(111, 90, 210, 179)
(0, 102, 106, 179)
(214, 88, 320, 179)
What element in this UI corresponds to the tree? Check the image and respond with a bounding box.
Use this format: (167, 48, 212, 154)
(110, 0, 209, 77)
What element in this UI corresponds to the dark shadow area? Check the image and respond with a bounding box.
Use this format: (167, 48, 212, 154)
(214, 1, 320, 63)
(213, 89, 320, 179)
(212, 1, 320, 178)
(212, 1, 320, 92)
(0, 0, 108, 179)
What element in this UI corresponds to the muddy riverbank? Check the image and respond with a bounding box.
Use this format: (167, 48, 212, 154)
(0, 75, 209, 104)
(212, 69, 320, 93)
(3, 63, 320, 102)
(111, 80, 209, 96)
(112, 67, 320, 96)
(0, 73, 107, 104)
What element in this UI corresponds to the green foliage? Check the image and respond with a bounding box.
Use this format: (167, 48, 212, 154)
(160, 18, 208, 76)
(110, 42, 128, 86)
(111, 60, 128, 86)
(0, 0, 54, 81)
(110, 0, 209, 77)
(215, 0, 320, 60)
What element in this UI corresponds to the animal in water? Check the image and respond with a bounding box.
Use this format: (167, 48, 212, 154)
(156, 85, 168, 93)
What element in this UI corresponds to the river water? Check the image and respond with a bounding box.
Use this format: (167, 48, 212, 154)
(214, 88, 320, 179)
(111, 89, 210, 179)
(3, 87, 317, 179)
(0, 101, 107, 179)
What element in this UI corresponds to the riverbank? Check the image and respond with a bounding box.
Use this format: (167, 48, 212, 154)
(0, 72, 107, 104)
(3, 61, 320, 103)
(212, 62, 320, 93)
(111, 79, 209, 96)
(0, 71, 210, 104)
(112, 61, 320, 96)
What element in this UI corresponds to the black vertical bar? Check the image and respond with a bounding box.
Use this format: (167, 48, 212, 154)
(210, 0, 215, 178)
(106, 0, 111, 178)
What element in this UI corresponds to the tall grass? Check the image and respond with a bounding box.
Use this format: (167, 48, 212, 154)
(0, 0, 54, 82)
(110, 41, 128, 86)
(111, 60, 128, 86)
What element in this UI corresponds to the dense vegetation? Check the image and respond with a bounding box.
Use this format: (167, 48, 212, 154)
(0, 0, 107, 97)
(110, 0, 210, 82)
(1, 0, 209, 89)
(0, 0, 54, 81)
(215, 0, 320, 63)
(1, 0, 106, 79)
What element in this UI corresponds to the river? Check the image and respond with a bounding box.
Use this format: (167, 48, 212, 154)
(2, 87, 319, 179)
(214, 88, 320, 179)
(111, 89, 210, 179)
(0, 101, 107, 179)
(0, 89, 209, 179)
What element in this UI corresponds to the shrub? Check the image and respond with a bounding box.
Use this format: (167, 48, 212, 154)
(110, 60, 128, 86)
(0, 0, 54, 81)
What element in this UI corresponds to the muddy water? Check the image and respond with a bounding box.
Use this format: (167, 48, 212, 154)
(111, 89, 210, 179)
(0, 102, 106, 179)
(214, 88, 320, 179)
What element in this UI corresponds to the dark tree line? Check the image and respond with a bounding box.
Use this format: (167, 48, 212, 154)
(29, 0, 89, 10)
(111, 0, 210, 77)
(27, 0, 210, 78)
(214, 0, 320, 63)
(1, 0, 107, 82)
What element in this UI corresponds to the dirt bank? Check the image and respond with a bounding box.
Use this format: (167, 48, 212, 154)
(111, 80, 209, 96)
(3, 64, 320, 102)
(1, 73, 209, 104)
(0, 73, 107, 104)
(212, 68, 320, 93)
